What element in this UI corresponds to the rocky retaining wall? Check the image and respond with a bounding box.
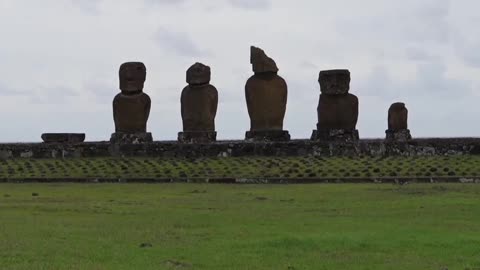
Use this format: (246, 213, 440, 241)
(0, 138, 479, 159)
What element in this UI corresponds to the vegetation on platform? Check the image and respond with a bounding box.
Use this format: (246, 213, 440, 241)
(0, 155, 479, 180)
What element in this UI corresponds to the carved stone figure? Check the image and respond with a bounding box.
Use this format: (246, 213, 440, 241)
(111, 62, 152, 143)
(388, 102, 408, 130)
(311, 69, 359, 141)
(245, 46, 290, 141)
(178, 62, 218, 143)
(386, 102, 411, 141)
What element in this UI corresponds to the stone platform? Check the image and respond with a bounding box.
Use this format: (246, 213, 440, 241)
(386, 129, 412, 142)
(110, 132, 153, 144)
(245, 130, 290, 142)
(311, 129, 359, 142)
(41, 133, 85, 143)
(178, 131, 217, 143)
(0, 137, 479, 159)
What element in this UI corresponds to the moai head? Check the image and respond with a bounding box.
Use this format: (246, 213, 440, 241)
(119, 62, 146, 93)
(250, 46, 279, 74)
(388, 102, 408, 130)
(318, 69, 351, 95)
(186, 62, 211, 85)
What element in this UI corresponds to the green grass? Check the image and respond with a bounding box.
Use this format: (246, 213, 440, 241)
(0, 155, 480, 179)
(0, 183, 480, 269)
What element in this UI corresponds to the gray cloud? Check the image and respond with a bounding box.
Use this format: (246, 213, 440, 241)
(228, 0, 271, 10)
(1, 0, 480, 140)
(70, 0, 102, 14)
(152, 27, 210, 57)
(405, 47, 437, 62)
(0, 82, 26, 97)
(143, 0, 188, 6)
(358, 61, 472, 100)
(452, 31, 480, 69)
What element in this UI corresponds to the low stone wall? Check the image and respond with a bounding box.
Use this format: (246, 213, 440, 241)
(0, 138, 479, 159)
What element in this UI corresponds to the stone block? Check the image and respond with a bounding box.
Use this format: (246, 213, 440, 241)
(178, 131, 217, 143)
(41, 133, 85, 143)
(319, 69, 350, 95)
(245, 130, 290, 142)
(110, 132, 153, 144)
(311, 128, 359, 142)
(386, 129, 412, 142)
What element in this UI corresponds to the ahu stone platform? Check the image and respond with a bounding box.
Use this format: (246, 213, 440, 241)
(0, 138, 479, 159)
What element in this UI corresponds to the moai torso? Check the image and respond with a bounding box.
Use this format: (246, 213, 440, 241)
(245, 46, 287, 131)
(112, 62, 151, 133)
(388, 102, 408, 130)
(113, 93, 151, 132)
(181, 63, 218, 131)
(316, 69, 358, 130)
(317, 94, 358, 130)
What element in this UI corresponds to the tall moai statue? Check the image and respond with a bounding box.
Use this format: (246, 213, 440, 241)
(311, 69, 359, 141)
(111, 62, 153, 143)
(386, 102, 411, 142)
(245, 46, 290, 141)
(178, 62, 218, 143)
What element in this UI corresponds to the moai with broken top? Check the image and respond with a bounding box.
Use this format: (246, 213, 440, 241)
(178, 62, 218, 143)
(245, 46, 290, 141)
(385, 102, 411, 142)
(111, 62, 152, 143)
(311, 69, 359, 141)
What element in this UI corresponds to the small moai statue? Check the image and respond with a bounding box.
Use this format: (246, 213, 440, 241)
(178, 62, 218, 143)
(311, 69, 359, 141)
(245, 46, 290, 141)
(111, 62, 153, 143)
(386, 102, 411, 142)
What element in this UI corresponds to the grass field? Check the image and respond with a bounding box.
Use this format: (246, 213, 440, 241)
(0, 155, 480, 180)
(0, 183, 479, 269)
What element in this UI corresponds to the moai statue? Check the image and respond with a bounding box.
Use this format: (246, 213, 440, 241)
(311, 69, 359, 141)
(178, 62, 218, 143)
(111, 62, 153, 143)
(245, 46, 290, 141)
(386, 102, 411, 142)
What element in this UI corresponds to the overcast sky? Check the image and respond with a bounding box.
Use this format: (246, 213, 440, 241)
(1, 0, 479, 142)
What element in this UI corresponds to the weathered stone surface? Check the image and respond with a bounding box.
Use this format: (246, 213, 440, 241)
(245, 46, 288, 139)
(119, 62, 146, 93)
(311, 129, 359, 142)
(110, 132, 153, 144)
(113, 62, 151, 133)
(181, 63, 218, 133)
(1, 138, 480, 159)
(250, 46, 278, 74)
(246, 73, 288, 132)
(178, 131, 217, 143)
(388, 102, 408, 130)
(113, 93, 151, 133)
(316, 94, 358, 130)
(313, 69, 359, 141)
(186, 62, 211, 85)
(245, 130, 290, 142)
(386, 129, 412, 142)
(41, 133, 85, 143)
(319, 69, 351, 95)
